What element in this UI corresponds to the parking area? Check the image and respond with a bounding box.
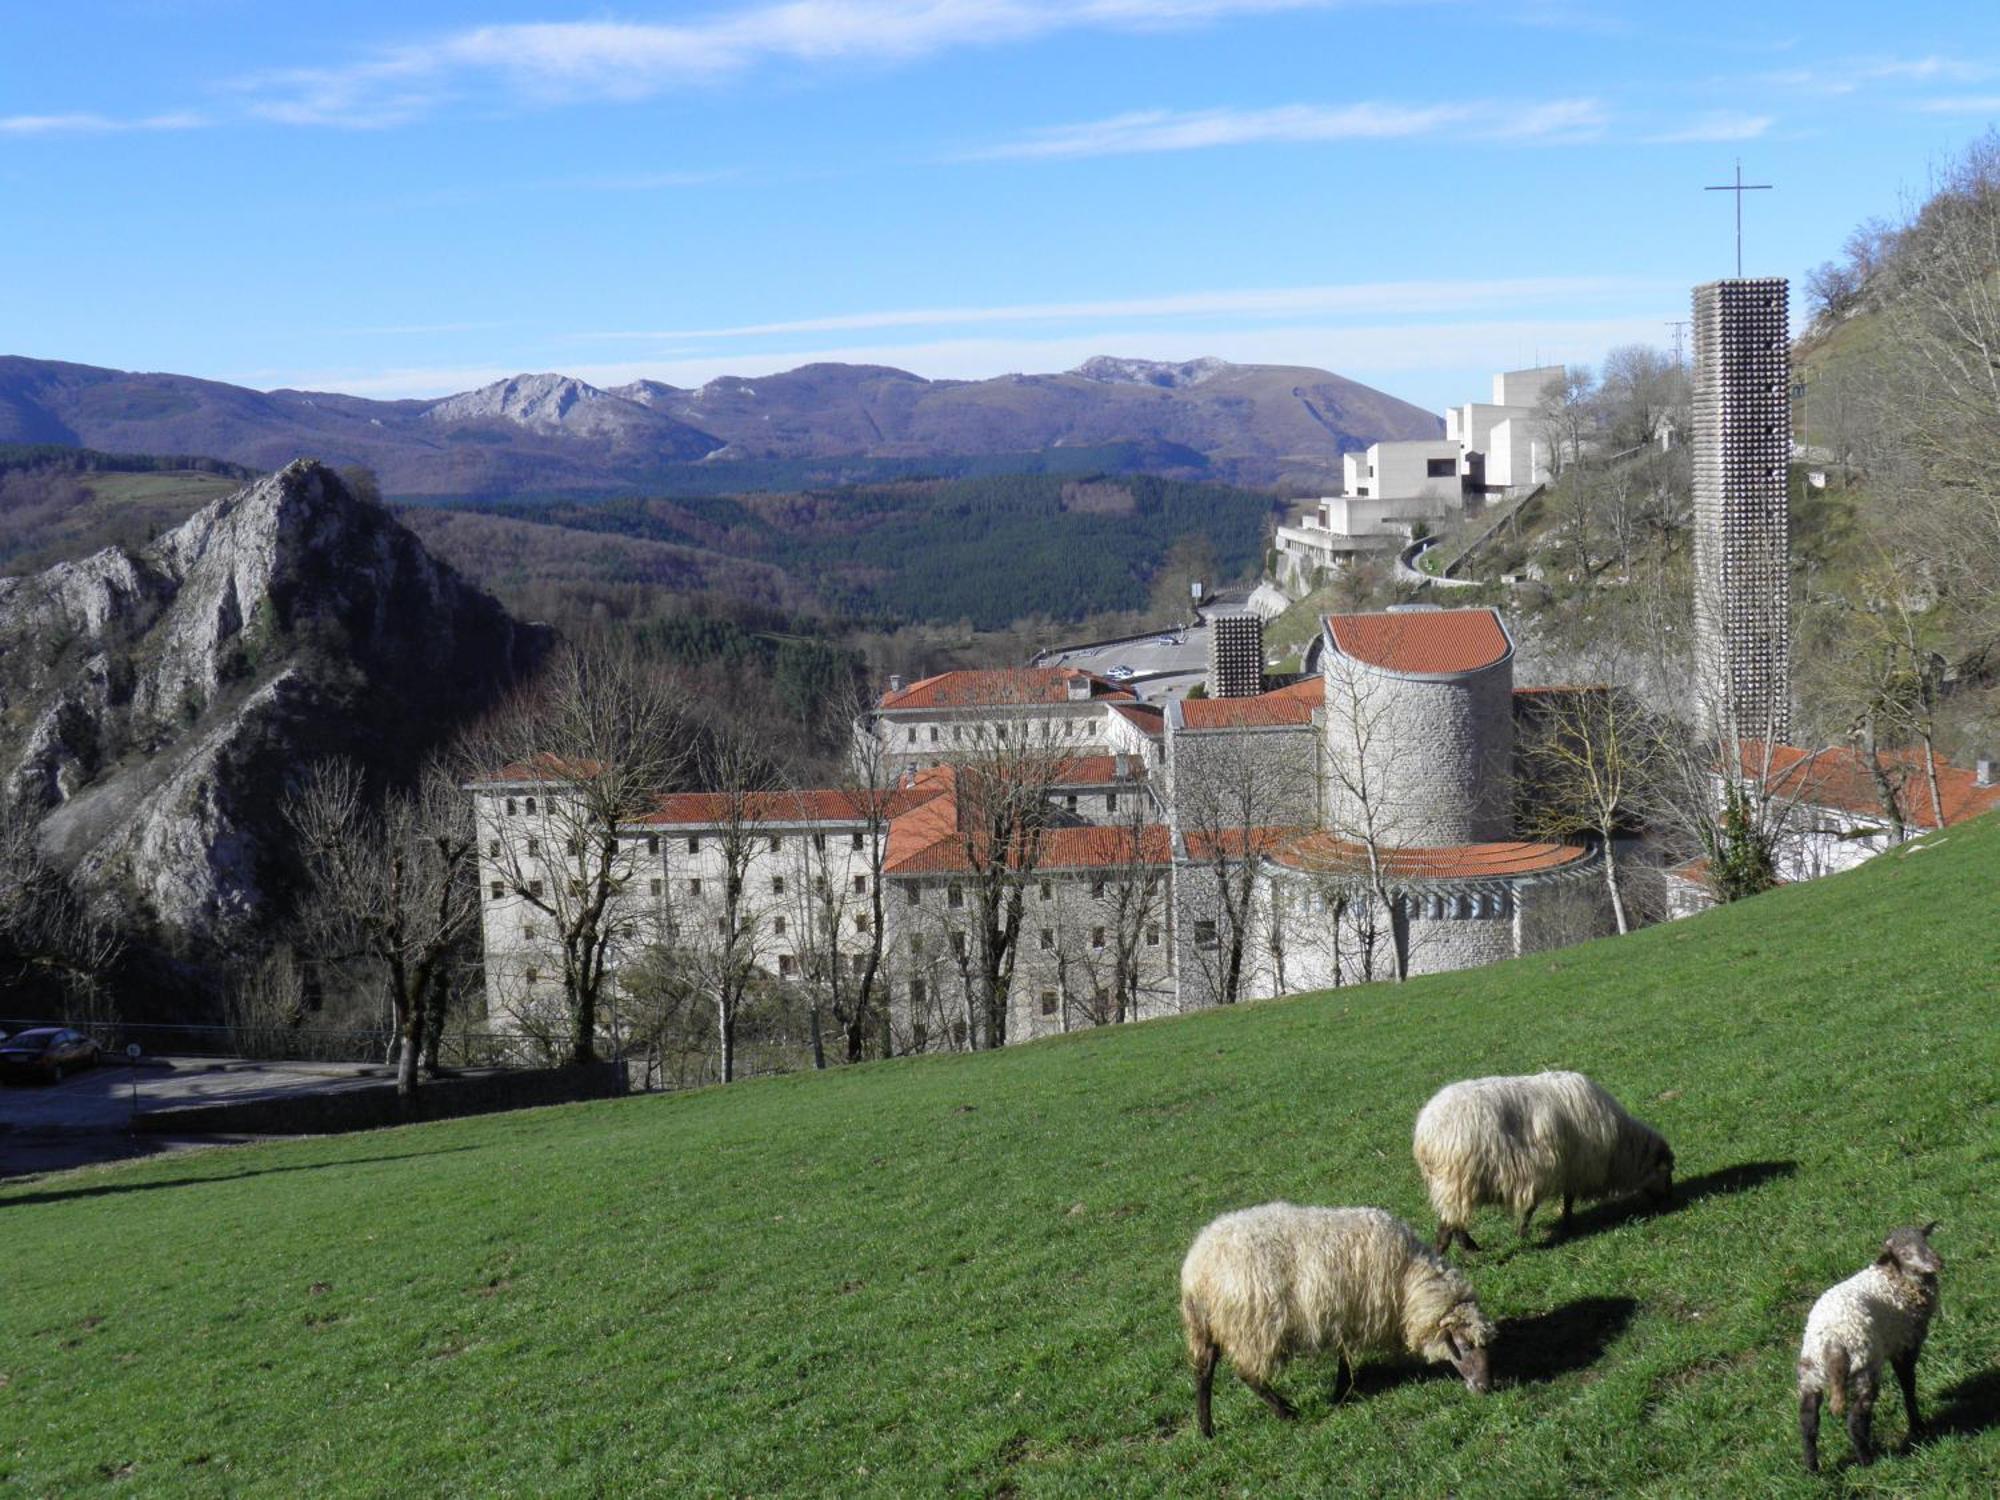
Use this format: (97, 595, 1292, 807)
(1039, 624, 1210, 702)
(0, 1056, 394, 1179)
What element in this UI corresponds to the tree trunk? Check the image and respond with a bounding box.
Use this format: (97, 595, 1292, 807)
(1388, 892, 1411, 982)
(1921, 734, 1945, 830)
(719, 999, 736, 1084)
(1603, 837, 1629, 936)
(808, 1002, 826, 1071)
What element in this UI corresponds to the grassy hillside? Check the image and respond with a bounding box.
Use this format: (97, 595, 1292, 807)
(3, 822, 1996, 1495)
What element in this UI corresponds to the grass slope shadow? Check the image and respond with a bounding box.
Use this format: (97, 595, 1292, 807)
(1559, 1159, 1799, 1243)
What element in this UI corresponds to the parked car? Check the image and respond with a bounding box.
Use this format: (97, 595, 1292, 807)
(0, 1027, 101, 1083)
(1107, 664, 1136, 680)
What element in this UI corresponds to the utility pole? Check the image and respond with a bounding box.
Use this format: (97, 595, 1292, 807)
(1665, 320, 1689, 367)
(1704, 158, 1774, 278)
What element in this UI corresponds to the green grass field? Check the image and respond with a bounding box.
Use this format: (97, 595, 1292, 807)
(3, 822, 1996, 1495)
(82, 471, 244, 508)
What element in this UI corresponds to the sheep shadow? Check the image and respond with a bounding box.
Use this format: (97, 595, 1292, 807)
(1337, 1296, 1638, 1399)
(1558, 1159, 1797, 1243)
(1498, 1296, 1639, 1386)
(1925, 1367, 2000, 1443)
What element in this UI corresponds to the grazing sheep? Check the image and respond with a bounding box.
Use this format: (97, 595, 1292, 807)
(1413, 1070, 1675, 1253)
(1797, 1224, 1942, 1474)
(1179, 1203, 1494, 1437)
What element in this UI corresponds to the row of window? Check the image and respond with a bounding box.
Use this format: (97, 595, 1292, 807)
(679, 831, 867, 855)
(903, 720, 1104, 744)
(1036, 925, 1161, 950)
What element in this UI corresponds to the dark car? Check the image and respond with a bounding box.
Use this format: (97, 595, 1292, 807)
(0, 1027, 101, 1083)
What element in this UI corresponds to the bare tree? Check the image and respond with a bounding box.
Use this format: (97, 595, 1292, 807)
(474, 642, 689, 1065)
(0, 801, 122, 1013)
(286, 758, 480, 1095)
(1536, 365, 1598, 477)
(692, 722, 783, 1083)
(1516, 685, 1663, 933)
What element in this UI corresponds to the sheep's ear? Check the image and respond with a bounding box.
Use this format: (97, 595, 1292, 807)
(1921, 1221, 1939, 1238)
(1875, 1245, 1899, 1268)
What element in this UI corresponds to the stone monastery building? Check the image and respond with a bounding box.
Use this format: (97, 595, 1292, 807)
(472, 605, 1608, 1051)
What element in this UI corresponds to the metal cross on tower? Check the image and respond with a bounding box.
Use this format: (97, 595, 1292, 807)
(1705, 159, 1773, 278)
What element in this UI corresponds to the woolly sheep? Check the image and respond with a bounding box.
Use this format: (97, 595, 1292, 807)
(1179, 1203, 1495, 1437)
(1412, 1070, 1675, 1254)
(1797, 1223, 1942, 1474)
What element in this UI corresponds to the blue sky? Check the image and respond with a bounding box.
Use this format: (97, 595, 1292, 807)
(4, 1, 1998, 413)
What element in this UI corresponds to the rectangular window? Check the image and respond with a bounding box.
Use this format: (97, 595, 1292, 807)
(523, 965, 539, 983)
(1426, 457, 1456, 477)
(649, 878, 663, 897)
(1065, 794, 1078, 811)
(779, 954, 796, 976)
(928, 726, 939, 743)
(1091, 880, 1106, 899)
(948, 884, 964, 909)
(717, 917, 729, 934)
(812, 832, 826, 852)
(505, 797, 517, 816)
(853, 875, 868, 895)
(608, 837, 619, 855)
(768, 836, 781, 854)
(951, 932, 967, 958)
(647, 836, 659, 856)
(1039, 990, 1058, 1017)
(490, 880, 504, 899)
(1039, 881, 1053, 902)
(911, 933, 926, 956)
(905, 884, 919, 907)
(854, 913, 869, 933)
(1039, 929, 1055, 951)
(566, 838, 581, 857)
(521, 923, 538, 941)
(1194, 919, 1218, 948)
(910, 978, 927, 1006)
(487, 840, 500, 858)
(1092, 927, 1106, 950)
(1146, 924, 1161, 947)
(907, 726, 918, 743)
(689, 878, 702, 896)
(526, 837, 539, 856)
(851, 832, 864, 851)
(527, 879, 544, 898)
(1106, 793, 1117, 813)
(774, 915, 787, 936)
(524, 796, 536, 814)
(771, 876, 786, 895)
(687, 836, 701, 854)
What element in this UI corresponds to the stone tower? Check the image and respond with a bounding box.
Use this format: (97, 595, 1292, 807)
(1692, 278, 1791, 741)
(1207, 608, 1264, 699)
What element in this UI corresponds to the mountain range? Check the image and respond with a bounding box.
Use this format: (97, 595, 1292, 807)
(0, 354, 1442, 499)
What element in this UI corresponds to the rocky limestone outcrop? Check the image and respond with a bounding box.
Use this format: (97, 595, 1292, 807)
(0, 459, 541, 943)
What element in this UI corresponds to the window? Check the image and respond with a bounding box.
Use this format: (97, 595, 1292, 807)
(779, 954, 796, 977)
(527, 879, 544, 898)
(854, 913, 869, 933)
(521, 923, 538, 941)
(689, 878, 703, 896)
(1091, 880, 1106, 899)
(687, 836, 701, 854)
(951, 931, 967, 958)
(1039, 929, 1055, 951)
(853, 875, 868, 895)
(910, 978, 927, 1006)
(716, 917, 729, 934)
(567, 838, 581, 857)
(1063, 722, 1073, 739)
(608, 837, 619, 855)
(647, 836, 660, 856)
(524, 796, 536, 814)
(907, 726, 918, 744)
(771, 876, 786, 895)
(490, 880, 504, 899)
(1426, 457, 1456, 477)
(1093, 987, 1108, 1012)
(505, 797, 517, 816)
(1194, 919, 1218, 949)
(905, 884, 919, 907)
(524, 965, 539, 983)
(928, 726, 939, 743)
(768, 836, 781, 854)
(1039, 881, 1053, 902)
(851, 832, 864, 851)
(526, 837, 540, 856)
(1106, 793, 1118, 812)
(948, 884, 964, 909)
(650, 878, 663, 897)
(1146, 924, 1161, 947)
(774, 915, 787, 936)
(911, 934, 925, 956)
(1040, 990, 1058, 1017)
(487, 840, 500, 858)
(850, 953, 866, 974)
(1065, 794, 1079, 811)
(1092, 927, 1106, 950)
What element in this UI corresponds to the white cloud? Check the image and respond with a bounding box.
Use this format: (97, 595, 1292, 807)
(1645, 111, 1773, 145)
(0, 111, 205, 136)
(971, 96, 1605, 158)
(576, 275, 1671, 341)
(1915, 96, 2000, 116)
(1755, 55, 1997, 97)
(236, 1, 1361, 127)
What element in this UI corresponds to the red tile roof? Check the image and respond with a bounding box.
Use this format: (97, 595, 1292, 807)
(1050, 754, 1147, 786)
(880, 767, 1170, 873)
(1178, 677, 1321, 730)
(878, 668, 1134, 711)
(1110, 703, 1166, 737)
(640, 783, 945, 828)
(471, 753, 608, 786)
(1739, 742, 2000, 832)
(1324, 609, 1511, 676)
(1271, 831, 1591, 880)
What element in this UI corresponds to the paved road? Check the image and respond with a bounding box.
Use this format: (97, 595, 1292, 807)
(0, 1056, 392, 1179)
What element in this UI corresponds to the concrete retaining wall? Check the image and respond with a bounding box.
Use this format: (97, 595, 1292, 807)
(134, 1061, 630, 1136)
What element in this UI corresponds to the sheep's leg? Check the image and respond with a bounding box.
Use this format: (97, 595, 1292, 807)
(1194, 1342, 1218, 1439)
(1845, 1389, 1877, 1465)
(1892, 1352, 1922, 1443)
(1239, 1373, 1297, 1422)
(1558, 1193, 1574, 1230)
(1516, 1200, 1537, 1240)
(1434, 1222, 1454, 1256)
(1799, 1389, 1822, 1474)
(1333, 1355, 1353, 1401)
(1454, 1226, 1482, 1253)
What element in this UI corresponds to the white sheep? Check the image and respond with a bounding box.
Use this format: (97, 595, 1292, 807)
(1179, 1203, 1494, 1437)
(1412, 1070, 1674, 1253)
(1797, 1223, 1942, 1474)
